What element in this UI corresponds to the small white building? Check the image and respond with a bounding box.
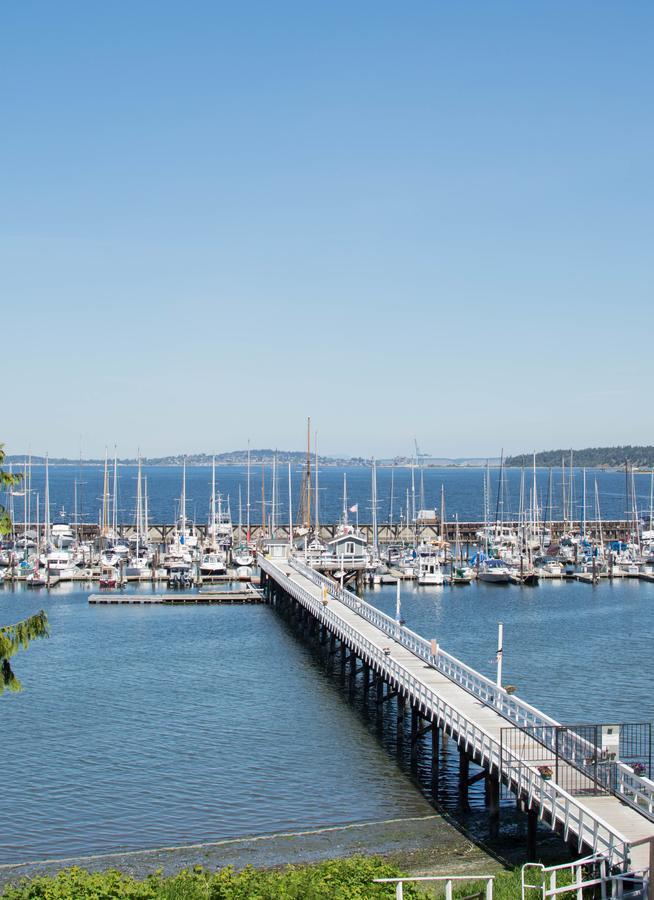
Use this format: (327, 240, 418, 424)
(325, 532, 368, 567)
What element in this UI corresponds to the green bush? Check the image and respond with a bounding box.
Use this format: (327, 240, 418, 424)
(0, 857, 418, 899)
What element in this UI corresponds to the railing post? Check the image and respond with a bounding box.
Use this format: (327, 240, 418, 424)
(444, 879, 453, 900)
(396, 881, 403, 900)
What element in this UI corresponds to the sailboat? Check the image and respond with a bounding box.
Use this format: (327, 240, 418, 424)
(201, 457, 227, 576)
(126, 455, 152, 578)
(450, 515, 473, 584)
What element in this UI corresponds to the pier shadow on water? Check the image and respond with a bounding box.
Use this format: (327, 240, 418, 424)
(272, 593, 573, 871)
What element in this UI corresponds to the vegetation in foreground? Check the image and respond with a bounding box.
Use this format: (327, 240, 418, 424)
(0, 856, 580, 899)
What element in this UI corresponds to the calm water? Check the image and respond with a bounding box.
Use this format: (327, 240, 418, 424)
(0, 576, 652, 864)
(3, 463, 651, 526)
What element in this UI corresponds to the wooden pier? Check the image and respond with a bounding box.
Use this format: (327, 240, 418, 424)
(18, 519, 637, 545)
(259, 553, 654, 876)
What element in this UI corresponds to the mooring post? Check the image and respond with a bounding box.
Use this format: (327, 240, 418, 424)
(431, 723, 440, 797)
(527, 806, 538, 861)
(410, 705, 419, 768)
(396, 694, 405, 745)
(362, 661, 370, 698)
(459, 745, 470, 809)
(348, 649, 357, 693)
(488, 771, 500, 839)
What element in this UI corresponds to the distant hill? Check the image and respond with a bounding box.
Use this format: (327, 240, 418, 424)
(4, 450, 348, 467)
(6, 451, 498, 468)
(505, 446, 654, 469)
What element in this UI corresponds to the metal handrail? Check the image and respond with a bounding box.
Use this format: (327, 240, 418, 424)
(260, 555, 630, 869)
(374, 874, 495, 900)
(288, 557, 654, 822)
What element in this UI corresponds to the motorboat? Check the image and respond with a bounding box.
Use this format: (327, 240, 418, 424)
(167, 562, 193, 588)
(415, 555, 444, 585)
(200, 552, 227, 576)
(477, 559, 512, 584)
(99, 567, 118, 589)
(232, 545, 255, 567)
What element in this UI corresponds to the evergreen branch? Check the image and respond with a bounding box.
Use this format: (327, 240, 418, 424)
(0, 610, 49, 693)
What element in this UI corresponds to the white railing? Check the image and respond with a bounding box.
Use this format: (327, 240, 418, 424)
(288, 557, 654, 823)
(374, 874, 495, 899)
(522, 855, 649, 898)
(260, 555, 631, 869)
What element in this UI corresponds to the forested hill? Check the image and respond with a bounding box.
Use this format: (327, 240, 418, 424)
(506, 446, 654, 469)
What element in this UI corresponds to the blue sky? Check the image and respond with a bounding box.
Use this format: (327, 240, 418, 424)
(2, 2, 652, 459)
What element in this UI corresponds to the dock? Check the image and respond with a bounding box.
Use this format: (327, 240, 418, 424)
(89, 588, 263, 605)
(259, 553, 654, 876)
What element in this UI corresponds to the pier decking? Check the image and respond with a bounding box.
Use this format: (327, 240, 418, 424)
(259, 554, 654, 876)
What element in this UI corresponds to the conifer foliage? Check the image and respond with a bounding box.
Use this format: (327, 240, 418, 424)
(0, 443, 49, 691)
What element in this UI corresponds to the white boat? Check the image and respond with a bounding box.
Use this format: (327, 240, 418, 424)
(52, 524, 75, 549)
(477, 559, 512, 584)
(415, 555, 444, 585)
(167, 561, 193, 588)
(450, 565, 474, 584)
(200, 552, 227, 576)
(232, 545, 255, 567)
(45, 550, 74, 575)
(125, 555, 152, 578)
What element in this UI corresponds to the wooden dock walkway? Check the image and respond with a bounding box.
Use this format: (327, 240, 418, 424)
(259, 554, 654, 876)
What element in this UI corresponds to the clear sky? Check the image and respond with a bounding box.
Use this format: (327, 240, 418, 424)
(2, 2, 652, 459)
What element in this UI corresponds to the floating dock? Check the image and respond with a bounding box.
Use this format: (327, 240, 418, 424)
(89, 588, 264, 605)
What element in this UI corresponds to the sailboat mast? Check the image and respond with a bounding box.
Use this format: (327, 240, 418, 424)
(306, 418, 311, 529)
(181, 458, 187, 537)
(211, 456, 216, 545)
(343, 473, 348, 526)
(389, 466, 394, 526)
(288, 462, 293, 544)
(246, 441, 251, 542)
(271, 452, 277, 537)
(44, 453, 51, 547)
(561, 454, 566, 531)
(112, 448, 118, 535)
(371, 458, 378, 554)
(569, 450, 574, 529)
(314, 431, 319, 532)
(595, 478, 604, 552)
(136, 454, 142, 556)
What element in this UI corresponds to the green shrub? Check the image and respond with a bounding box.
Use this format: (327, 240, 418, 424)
(1, 857, 416, 899)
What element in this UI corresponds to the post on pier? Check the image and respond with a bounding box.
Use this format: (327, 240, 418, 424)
(396, 694, 405, 747)
(487, 771, 500, 839)
(458, 745, 470, 809)
(527, 806, 538, 861)
(431, 722, 440, 798)
(410, 705, 419, 769)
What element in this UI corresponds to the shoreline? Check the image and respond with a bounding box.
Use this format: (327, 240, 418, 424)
(0, 812, 570, 889)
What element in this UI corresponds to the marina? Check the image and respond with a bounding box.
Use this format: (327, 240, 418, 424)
(4, 452, 654, 592)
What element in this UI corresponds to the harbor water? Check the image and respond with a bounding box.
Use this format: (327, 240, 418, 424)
(5, 463, 652, 527)
(0, 574, 651, 865)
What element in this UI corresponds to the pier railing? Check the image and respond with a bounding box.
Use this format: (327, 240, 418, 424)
(261, 555, 630, 868)
(286, 558, 654, 824)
